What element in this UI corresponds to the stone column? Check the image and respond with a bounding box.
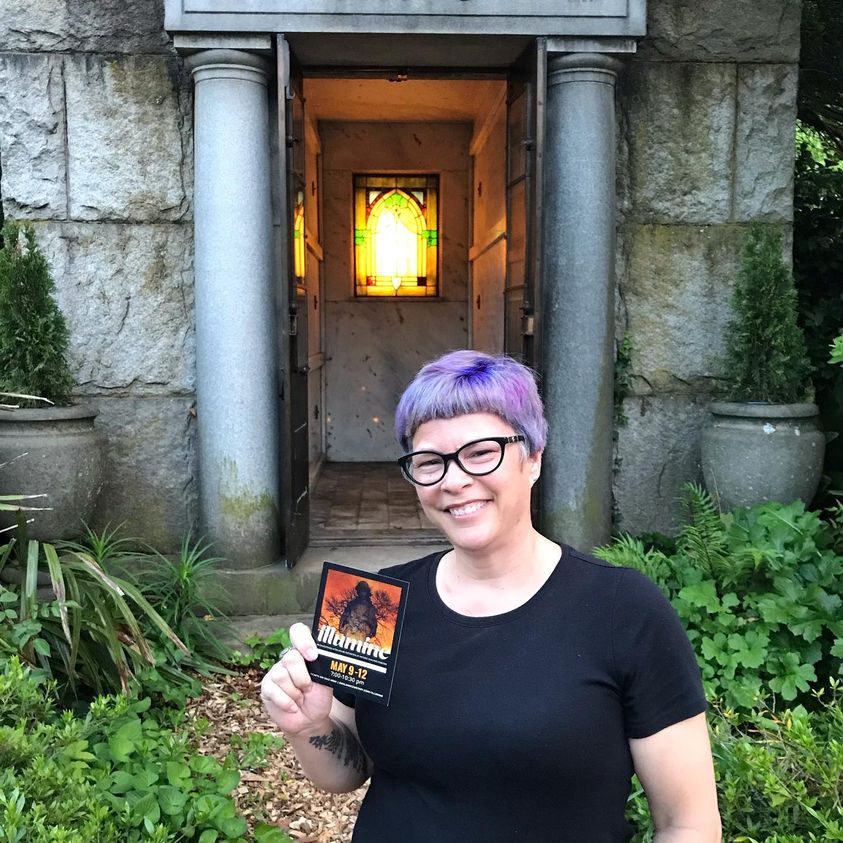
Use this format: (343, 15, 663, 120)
(187, 49, 281, 566)
(540, 53, 620, 551)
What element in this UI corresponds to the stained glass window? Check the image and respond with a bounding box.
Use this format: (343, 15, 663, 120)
(354, 174, 439, 297)
(293, 189, 306, 282)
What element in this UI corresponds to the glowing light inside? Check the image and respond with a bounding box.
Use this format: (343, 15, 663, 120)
(354, 175, 438, 297)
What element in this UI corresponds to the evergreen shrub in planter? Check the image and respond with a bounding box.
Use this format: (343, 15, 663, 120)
(701, 225, 824, 509)
(0, 220, 102, 539)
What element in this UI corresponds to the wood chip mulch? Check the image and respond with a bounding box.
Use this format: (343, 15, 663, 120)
(184, 667, 368, 842)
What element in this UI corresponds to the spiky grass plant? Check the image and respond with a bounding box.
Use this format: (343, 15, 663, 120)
(141, 534, 231, 662)
(0, 527, 189, 699)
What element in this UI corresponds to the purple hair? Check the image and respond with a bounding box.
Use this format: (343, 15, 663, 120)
(395, 350, 548, 454)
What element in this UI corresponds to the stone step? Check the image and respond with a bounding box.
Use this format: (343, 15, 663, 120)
(215, 541, 447, 617)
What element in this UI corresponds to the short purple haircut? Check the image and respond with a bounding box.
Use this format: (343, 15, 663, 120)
(395, 350, 548, 455)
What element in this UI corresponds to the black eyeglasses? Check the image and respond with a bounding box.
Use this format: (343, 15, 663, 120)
(397, 435, 526, 486)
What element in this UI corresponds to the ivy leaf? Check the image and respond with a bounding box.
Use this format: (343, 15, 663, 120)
(790, 617, 825, 642)
(728, 630, 768, 668)
(254, 824, 294, 843)
(217, 816, 248, 837)
(158, 785, 188, 816)
(166, 761, 191, 787)
(701, 633, 731, 667)
(109, 720, 142, 762)
(109, 771, 135, 794)
(756, 596, 793, 625)
(190, 755, 220, 776)
(215, 769, 240, 794)
(679, 581, 720, 613)
(769, 654, 816, 700)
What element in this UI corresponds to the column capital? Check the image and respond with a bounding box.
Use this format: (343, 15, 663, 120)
(185, 48, 271, 85)
(546, 53, 622, 88)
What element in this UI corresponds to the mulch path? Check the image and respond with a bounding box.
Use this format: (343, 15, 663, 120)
(185, 667, 367, 842)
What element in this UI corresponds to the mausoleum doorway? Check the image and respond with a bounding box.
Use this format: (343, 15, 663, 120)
(296, 75, 512, 548)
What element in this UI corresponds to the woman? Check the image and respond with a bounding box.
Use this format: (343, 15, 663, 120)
(261, 350, 721, 842)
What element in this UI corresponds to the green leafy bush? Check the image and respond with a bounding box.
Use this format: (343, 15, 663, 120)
(0, 657, 292, 843)
(794, 123, 843, 502)
(230, 627, 291, 671)
(0, 220, 74, 406)
(627, 689, 843, 842)
(595, 485, 843, 713)
(722, 224, 812, 403)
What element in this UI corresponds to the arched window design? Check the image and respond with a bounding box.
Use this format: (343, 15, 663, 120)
(354, 174, 439, 297)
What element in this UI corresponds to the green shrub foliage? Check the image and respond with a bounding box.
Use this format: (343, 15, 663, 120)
(627, 690, 843, 842)
(0, 220, 74, 405)
(0, 657, 292, 843)
(595, 485, 843, 714)
(722, 224, 812, 403)
(0, 530, 197, 705)
(794, 124, 843, 499)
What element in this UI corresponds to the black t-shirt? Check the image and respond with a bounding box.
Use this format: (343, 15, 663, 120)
(339, 546, 707, 842)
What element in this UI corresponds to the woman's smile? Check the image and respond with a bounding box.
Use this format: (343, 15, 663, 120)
(445, 499, 490, 518)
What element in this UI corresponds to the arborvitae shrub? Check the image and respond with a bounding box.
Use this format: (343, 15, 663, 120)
(0, 220, 74, 405)
(722, 224, 812, 403)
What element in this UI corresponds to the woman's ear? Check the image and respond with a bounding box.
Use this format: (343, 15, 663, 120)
(528, 450, 543, 485)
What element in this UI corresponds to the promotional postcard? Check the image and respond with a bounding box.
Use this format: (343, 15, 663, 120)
(309, 561, 409, 706)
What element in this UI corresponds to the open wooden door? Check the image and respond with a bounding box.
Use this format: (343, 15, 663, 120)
(276, 36, 309, 565)
(505, 38, 546, 369)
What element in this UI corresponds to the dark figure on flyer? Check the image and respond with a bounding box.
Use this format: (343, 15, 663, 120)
(339, 580, 378, 640)
(262, 350, 722, 842)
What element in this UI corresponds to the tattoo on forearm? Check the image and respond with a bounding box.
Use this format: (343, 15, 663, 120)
(308, 723, 368, 775)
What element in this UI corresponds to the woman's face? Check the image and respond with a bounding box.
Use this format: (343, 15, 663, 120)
(409, 412, 541, 555)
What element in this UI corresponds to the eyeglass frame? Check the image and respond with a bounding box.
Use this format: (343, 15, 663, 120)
(397, 435, 527, 486)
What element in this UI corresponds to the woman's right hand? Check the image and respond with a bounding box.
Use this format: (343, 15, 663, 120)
(261, 622, 335, 737)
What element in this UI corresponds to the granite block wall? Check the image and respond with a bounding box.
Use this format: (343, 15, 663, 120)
(0, 0, 802, 544)
(0, 0, 197, 547)
(613, 0, 801, 534)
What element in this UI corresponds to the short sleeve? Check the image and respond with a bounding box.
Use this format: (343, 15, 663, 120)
(333, 689, 356, 708)
(612, 568, 708, 739)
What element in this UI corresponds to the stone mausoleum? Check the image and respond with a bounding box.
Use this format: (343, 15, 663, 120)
(0, 0, 801, 613)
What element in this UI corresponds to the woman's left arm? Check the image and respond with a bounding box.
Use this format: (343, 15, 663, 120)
(629, 712, 721, 843)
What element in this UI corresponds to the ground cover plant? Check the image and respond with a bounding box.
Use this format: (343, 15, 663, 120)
(0, 656, 291, 843)
(625, 688, 843, 843)
(596, 486, 843, 840)
(0, 513, 297, 841)
(596, 485, 842, 713)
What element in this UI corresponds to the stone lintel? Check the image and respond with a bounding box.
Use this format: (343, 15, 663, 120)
(165, 0, 647, 38)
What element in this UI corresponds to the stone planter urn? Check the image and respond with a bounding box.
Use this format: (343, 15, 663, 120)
(0, 404, 103, 540)
(700, 402, 825, 510)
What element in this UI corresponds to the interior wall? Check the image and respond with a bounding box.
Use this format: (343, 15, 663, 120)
(321, 120, 471, 461)
(469, 90, 507, 354)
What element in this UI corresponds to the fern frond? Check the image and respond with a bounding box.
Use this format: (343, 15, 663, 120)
(594, 534, 674, 592)
(676, 483, 729, 580)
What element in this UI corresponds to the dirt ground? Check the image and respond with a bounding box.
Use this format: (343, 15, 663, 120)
(186, 667, 367, 842)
